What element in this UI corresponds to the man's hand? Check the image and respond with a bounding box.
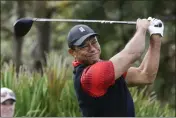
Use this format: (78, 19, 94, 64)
(148, 17, 164, 37)
(136, 18, 150, 32)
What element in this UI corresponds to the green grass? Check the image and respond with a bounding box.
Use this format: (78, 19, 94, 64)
(1, 55, 175, 117)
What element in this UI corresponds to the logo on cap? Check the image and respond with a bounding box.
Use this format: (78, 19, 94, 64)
(78, 27, 85, 32)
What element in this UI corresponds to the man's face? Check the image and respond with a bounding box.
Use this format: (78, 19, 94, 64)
(0, 99, 15, 117)
(70, 36, 101, 65)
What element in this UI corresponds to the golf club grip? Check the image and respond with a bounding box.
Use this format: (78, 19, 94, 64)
(33, 18, 136, 25)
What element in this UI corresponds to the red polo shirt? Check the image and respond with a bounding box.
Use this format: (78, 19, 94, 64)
(72, 60, 127, 97)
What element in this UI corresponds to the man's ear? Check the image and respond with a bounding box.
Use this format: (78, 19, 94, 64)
(68, 48, 75, 57)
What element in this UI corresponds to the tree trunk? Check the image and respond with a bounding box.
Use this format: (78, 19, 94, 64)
(31, 1, 56, 75)
(13, 1, 25, 74)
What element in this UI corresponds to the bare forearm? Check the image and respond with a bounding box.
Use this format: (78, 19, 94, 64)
(124, 29, 146, 61)
(110, 29, 146, 64)
(139, 35, 161, 78)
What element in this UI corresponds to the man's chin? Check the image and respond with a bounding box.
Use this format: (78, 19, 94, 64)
(89, 59, 99, 65)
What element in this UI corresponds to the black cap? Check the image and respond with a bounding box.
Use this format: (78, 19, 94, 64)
(67, 24, 98, 48)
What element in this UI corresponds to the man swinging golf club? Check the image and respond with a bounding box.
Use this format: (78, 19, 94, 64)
(67, 17, 164, 117)
(1, 87, 16, 117)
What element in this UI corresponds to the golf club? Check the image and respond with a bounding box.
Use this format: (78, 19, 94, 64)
(13, 18, 137, 37)
(13, 18, 162, 37)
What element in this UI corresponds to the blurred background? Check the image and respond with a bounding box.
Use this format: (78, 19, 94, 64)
(1, 1, 175, 117)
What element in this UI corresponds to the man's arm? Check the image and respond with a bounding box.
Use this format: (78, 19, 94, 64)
(110, 19, 150, 79)
(124, 18, 164, 86)
(125, 35, 162, 86)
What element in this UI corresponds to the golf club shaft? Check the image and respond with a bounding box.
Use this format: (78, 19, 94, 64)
(33, 18, 136, 25)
